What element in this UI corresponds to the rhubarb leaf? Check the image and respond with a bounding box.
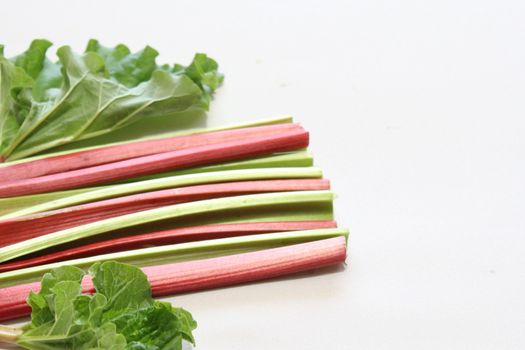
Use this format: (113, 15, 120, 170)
(26, 265, 85, 328)
(0, 56, 33, 158)
(0, 40, 222, 161)
(90, 261, 197, 348)
(17, 261, 196, 350)
(85, 39, 158, 88)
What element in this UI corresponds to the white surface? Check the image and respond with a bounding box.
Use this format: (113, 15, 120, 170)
(2, 0, 525, 349)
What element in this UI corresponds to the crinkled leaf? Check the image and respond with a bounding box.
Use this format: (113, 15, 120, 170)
(10, 39, 53, 80)
(112, 301, 193, 350)
(0, 40, 222, 161)
(89, 261, 152, 317)
(25, 265, 85, 328)
(17, 261, 197, 350)
(85, 39, 159, 88)
(166, 53, 224, 109)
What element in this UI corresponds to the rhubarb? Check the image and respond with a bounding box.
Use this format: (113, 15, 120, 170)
(1, 115, 293, 166)
(2, 167, 322, 218)
(0, 40, 222, 161)
(0, 221, 337, 272)
(120, 149, 313, 183)
(0, 123, 302, 182)
(0, 179, 330, 247)
(0, 228, 348, 287)
(0, 262, 197, 349)
(0, 236, 347, 322)
(0, 128, 309, 197)
(0, 191, 334, 263)
(0, 151, 313, 217)
(0, 39, 350, 344)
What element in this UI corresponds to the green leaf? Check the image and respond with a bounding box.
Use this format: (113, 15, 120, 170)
(78, 70, 202, 141)
(17, 261, 197, 350)
(26, 265, 85, 328)
(0, 40, 222, 161)
(0, 56, 33, 157)
(85, 39, 158, 88)
(180, 53, 224, 109)
(10, 39, 53, 80)
(90, 261, 151, 317)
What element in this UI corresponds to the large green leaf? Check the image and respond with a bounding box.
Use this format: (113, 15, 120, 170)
(0, 40, 222, 161)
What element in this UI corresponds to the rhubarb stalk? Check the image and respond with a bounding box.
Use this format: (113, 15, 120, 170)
(0, 123, 302, 182)
(0, 221, 337, 272)
(0, 191, 334, 263)
(0, 128, 309, 197)
(0, 151, 313, 217)
(1, 116, 293, 165)
(0, 179, 330, 247)
(1, 167, 322, 219)
(0, 236, 347, 322)
(0, 228, 348, 287)
(120, 150, 313, 183)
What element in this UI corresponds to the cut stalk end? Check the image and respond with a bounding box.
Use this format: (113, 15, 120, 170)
(0, 324, 22, 344)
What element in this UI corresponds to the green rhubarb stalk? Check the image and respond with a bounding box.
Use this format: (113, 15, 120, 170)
(0, 187, 92, 217)
(0, 116, 293, 167)
(127, 201, 333, 234)
(1, 194, 334, 238)
(0, 191, 334, 263)
(118, 150, 312, 183)
(0, 325, 22, 343)
(0, 228, 349, 287)
(1, 166, 321, 219)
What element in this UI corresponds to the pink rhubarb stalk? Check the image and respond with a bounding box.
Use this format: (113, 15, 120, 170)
(0, 220, 337, 272)
(0, 221, 337, 272)
(0, 128, 309, 197)
(0, 179, 329, 248)
(0, 236, 347, 322)
(0, 123, 302, 182)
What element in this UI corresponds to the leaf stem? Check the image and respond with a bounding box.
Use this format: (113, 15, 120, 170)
(0, 324, 22, 344)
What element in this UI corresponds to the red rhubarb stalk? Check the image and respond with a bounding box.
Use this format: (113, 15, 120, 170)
(0, 236, 347, 322)
(0, 221, 337, 272)
(0, 124, 302, 182)
(0, 129, 309, 198)
(0, 179, 329, 248)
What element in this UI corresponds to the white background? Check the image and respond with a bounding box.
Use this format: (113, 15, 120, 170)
(2, 0, 525, 349)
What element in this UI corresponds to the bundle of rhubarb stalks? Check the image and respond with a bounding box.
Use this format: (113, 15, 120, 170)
(0, 116, 349, 322)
